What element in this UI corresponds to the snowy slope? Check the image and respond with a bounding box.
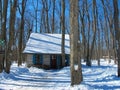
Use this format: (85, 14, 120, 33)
(0, 59, 120, 90)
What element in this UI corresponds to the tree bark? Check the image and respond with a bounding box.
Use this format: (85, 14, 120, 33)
(61, 0, 65, 67)
(52, 0, 55, 33)
(18, 0, 27, 66)
(5, 0, 17, 73)
(0, 0, 2, 34)
(89, 0, 97, 66)
(0, 0, 8, 72)
(35, 0, 38, 33)
(45, 1, 50, 33)
(113, 0, 120, 77)
(0, 0, 2, 73)
(101, 0, 111, 63)
(70, 0, 83, 86)
(84, 0, 91, 66)
(42, 0, 50, 33)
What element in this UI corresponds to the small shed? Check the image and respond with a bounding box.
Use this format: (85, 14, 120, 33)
(23, 33, 70, 69)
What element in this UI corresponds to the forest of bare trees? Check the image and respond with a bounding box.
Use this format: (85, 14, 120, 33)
(0, 0, 119, 85)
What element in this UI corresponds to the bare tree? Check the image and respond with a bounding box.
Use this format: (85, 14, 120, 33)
(79, 1, 87, 62)
(0, 0, 3, 72)
(0, 0, 2, 34)
(70, 0, 83, 86)
(0, 0, 8, 72)
(101, 0, 111, 63)
(18, 0, 27, 66)
(51, 0, 55, 33)
(61, 0, 65, 67)
(5, 0, 17, 73)
(88, 0, 98, 66)
(97, 21, 101, 65)
(42, 0, 51, 33)
(85, 0, 91, 65)
(32, 0, 38, 33)
(113, 0, 120, 77)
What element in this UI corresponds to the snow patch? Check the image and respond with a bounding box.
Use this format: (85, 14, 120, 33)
(0, 59, 120, 90)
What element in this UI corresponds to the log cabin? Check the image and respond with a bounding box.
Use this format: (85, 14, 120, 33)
(23, 33, 70, 69)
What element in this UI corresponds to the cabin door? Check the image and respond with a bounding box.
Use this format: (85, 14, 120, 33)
(51, 55, 56, 69)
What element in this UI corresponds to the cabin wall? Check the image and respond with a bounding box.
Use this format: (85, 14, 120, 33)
(26, 54, 70, 69)
(26, 54, 33, 66)
(43, 55, 50, 65)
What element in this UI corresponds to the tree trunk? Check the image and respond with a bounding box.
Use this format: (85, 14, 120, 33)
(35, 0, 38, 33)
(45, 1, 50, 33)
(18, 0, 27, 66)
(113, 0, 120, 77)
(98, 28, 100, 66)
(70, 0, 83, 86)
(52, 0, 55, 33)
(61, 0, 65, 67)
(0, 0, 2, 72)
(5, 0, 17, 73)
(79, 8, 87, 62)
(84, 0, 91, 65)
(89, 0, 97, 66)
(0, 0, 8, 72)
(0, 0, 2, 34)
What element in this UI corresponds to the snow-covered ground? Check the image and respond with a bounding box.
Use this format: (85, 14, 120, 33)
(0, 59, 120, 90)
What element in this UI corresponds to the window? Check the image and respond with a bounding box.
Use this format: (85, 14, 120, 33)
(33, 54, 43, 65)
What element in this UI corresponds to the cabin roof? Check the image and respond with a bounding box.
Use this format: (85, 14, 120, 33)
(23, 33, 70, 54)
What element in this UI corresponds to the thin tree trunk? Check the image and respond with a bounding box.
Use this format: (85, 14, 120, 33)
(79, 8, 86, 62)
(105, 0, 117, 64)
(45, 1, 50, 33)
(113, 0, 120, 77)
(52, 0, 55, 33)
(18, 0, 27, 66)
(35, 0, 38, 33)
(0, 0, 2, 73)
(61, 0, 65, 67)
(59, 0, 61, 34)
(0, 0, 2, 34)
(40, 10, 43, 33)
(85, 0, 91, 65)
(42, 0, 50, 33)
(101, 0, 111, 63)
(98, 27, 100, 65)
(89, 0, 97, 66)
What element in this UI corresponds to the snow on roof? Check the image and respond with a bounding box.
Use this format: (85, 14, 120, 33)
(23, 33, 70, 54)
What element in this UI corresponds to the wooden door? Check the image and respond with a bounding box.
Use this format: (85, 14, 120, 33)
(51, 55, 56, 69)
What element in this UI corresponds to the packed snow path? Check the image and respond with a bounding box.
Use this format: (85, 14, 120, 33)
(0, 59, 120, 90)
